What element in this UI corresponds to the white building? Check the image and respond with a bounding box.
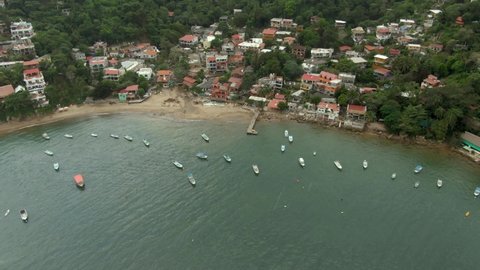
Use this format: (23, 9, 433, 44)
(311, 48, 334, 59)
(10, 21, 35, 39)
(88, 56, 108, 73)
(23, 68, 48, 106)
(136, 68, 154, 80)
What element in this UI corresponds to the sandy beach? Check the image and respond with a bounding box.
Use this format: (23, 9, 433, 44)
(0, 88, 253, 136)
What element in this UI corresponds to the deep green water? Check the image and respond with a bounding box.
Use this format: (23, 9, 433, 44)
(0, 113, 479, 269)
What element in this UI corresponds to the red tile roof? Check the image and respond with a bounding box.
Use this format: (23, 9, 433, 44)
(0, 84, 14, 99)
(319, 71, 338, 81)
(119, 85, 139, 93)
(179, 35, 197, 42)
(274, 93, 285, 100)
(267, 99, 284, 109)
(23, 59, 39, 67)
(262, 28, 277, 36)
(23, 68, 40, 76)
(183, 76, 196, 86)
(317, 102, 339, 111)
(347, 104, 367, 114)
(104, 69, 120, 75)
(389, 49, 401, 56)
(302, 74, 320, 82)
(339, 45, 352, 52)
(157, 70, 172, 76)
(373, 67, 391, 76)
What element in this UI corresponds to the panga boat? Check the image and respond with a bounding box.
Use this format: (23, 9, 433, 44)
(414, 181, 420, 188)
(4, 209, 10, 216)
(20, 209, 28, 223)
(201, 133, 209, 142)
(223, 154, 232, 163)
(313, 151, 316, 156)
(474, 187, 480, 197)
(42, 132, 50, 140)
(391, 173, 397, 179)
(73, 174, 85, 189)
(298, 157, 305, 167)
(110, 134, 119, 139)
(437, 179, 443, 188)
(64, 134, 73, 139)
(414, 165, 423, 174)
(284, 130, 289, 137)
(91, 133, 98, 137)
(196, 152, 208, 160)
(288, 135, 293, 143)
(281, 145, 286, 152)
(363, 160, 368, 169)
(187, 173, 196, 186)
(124, 135, 133, 141)
(44, 150, 53, 156)
(334, 160, 342, 170)
(173, 161, 183, 169)
(143, 139, 150, 147)
(53, 162, 59, 171)
(252, 164, 260, 175)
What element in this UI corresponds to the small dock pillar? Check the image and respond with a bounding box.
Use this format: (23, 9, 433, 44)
(247, 111, 260, 135)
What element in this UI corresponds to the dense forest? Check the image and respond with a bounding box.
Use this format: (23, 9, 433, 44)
(0, 0, 479, 141)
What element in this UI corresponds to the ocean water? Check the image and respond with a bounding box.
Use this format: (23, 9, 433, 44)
(0, 113, 479, 269)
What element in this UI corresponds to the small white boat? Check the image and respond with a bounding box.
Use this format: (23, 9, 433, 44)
(474, 187, 480, 197)
(64, 134, 73, 139)
(252, 164, 260, 175)
(223, 154, 232, 163)
(124, 135, 133, 141)
(437, 179, 443, 188)
(91, 133, 98, 137)
(281, 145, 286, 152)
(363, 160, 368, 169)
(143, 139, 150, 147)
(391, 173, 397, 180)
(414, 165, 423, 174)
(110, 134, 119, 139)
(20, 209, 28, 222)
(173, 161, 183, 169)
(44, 150, 53, 156)
(288, 135, 293, 143)
(334, 160, 342, 170)
(187, 173, 196, 186)
(42, 132, 50, 140)
(201, 133, 209, 142)
(414, 181, 420, 188)
(196, 152, 208, 160)
(313, 151, 316, 156)
(284, 130, 289, 137)
(298, 157, 305, 167)
(4, 209, 9, 216)
(53, 162, 59, 171)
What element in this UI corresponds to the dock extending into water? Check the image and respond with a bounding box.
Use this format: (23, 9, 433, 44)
(247, 111, 260, 135)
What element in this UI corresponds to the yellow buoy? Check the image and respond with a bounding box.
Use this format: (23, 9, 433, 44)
(465, 211, 470, 217)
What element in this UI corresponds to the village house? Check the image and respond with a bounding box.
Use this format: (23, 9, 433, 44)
(364, 44, 384, 54)
(406, 43, 422, 53)
(156, 70, 173, 88)
(351, 26, 365, 43)
(137, 68, 154, 80)
(318, 71, 341, 96)
(346, 104, 367, 121)
(300, 73, 320, 91)
(262, 28, 277, 41)
(88, 56, 108, 73)
(210, 78, 230, 101)
(228, 52, 244, 68)
(118, 85, 140, 102)
(0, 84, 14, 102)
(135, 45, 159, 59)
(179, 34, 199, 47)
(349, 57, 368, 69)
(421, 75, 441, 89)
(89, 41, 107, 55)
(429, 43, 443, 53)
(257, 73, 283, 90)
(12, 38, 35, 55)
(233, 9, 242, 14)
(206, 53, 228, 73)
(373, 66, 391, 77)
(267, 93, 286, 110)
(10, 20, 35, 39)
(376, 25, 391, 41)
(339, 73, 356, 85)
(120, 60, 141, 72)
(228, 76, 243, 92)
(316, 102, 340, 121)
(103, 68, 123, 81)
(182, 76, 196, 88)
(311, 48, 334, 59)
(455, 16, 464, 27)
(221, 42, 235, 55)
(338, 45, 352, 54)
(291, 90, 305, 103)
(23, 59, 39, 70)
(359, 87, 377, 94)
(72, 48, 86, 62)
(461, 132, 480, 158)
(389, 48, 401, 57)
(334, 20, 346, 29)
(292, 44, 306, 60)
(238, 39, 264, 52)
(373, 54, 389, 68)
(23, 68, 48, 106)
(231, 34, 244, 46)
(397, 35, 416, 45)
(310, 16, 320, 24)
(270, 18, 296, 29)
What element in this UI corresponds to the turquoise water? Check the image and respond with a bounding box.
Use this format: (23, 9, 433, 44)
(0, 114, 479, 269)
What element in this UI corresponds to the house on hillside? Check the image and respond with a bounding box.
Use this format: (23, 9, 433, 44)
(206, 53, 228, 73)
(183, 76, 196, 88)
(421, 75, 441, 89)
(103, 68, 123, 81)
(292, 44, 306, 60)
(262, 28, 277, 41)
(311, 48, 334, 59)
(376, 25, 391, 41)
(351, 26, 365, 43)
(179, 35, 199, 47)
(88, 56, 108, 73)
(10, 20, 35, 39)
(157, 70, 173, 88)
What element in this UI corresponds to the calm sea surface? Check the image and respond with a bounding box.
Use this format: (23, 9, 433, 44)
(0, 113, 479, 269)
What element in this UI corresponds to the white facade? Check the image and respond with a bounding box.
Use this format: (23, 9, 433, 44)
(10, 21, 35, 39)
(311, 48, 334, 59)
(136, 68, 154, 80)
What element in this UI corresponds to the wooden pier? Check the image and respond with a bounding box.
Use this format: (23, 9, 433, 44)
(247, 111, 260, 135)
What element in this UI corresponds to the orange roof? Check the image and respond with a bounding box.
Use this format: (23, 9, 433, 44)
(302, 74, 320, 82)
(267, 99, 284, 109)
(179, 35, 197, 42)
(183, 76, 196, 85)
(104, 69, 120, 75)
(23, 68, 40, 75)
(120, 85, 139, 93)
(262, 28, 277, 36)
(144, 49, 157, 56)
(0, 84, 14, 98)
(157, 70, 172, 76)
(339, 45, 352, 52)
(23, 59, 39, 66)
(373, 67, 391, 76)
(317, 102, 340, 111)
(319, 71, 338, 81)
(347, 104, 367, 114)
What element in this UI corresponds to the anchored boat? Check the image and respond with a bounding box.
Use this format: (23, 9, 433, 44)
(281, 145, 285, 152)
(391, 173, 397, 180)
(414, 165, 423, 174)
(288, 135, 293, 143)
(223, 154, 232, 163)
(196, 152, 208, 160)
(73, 174, 85, 189)
(143, 139, 150, 147)
(437, 179, 443, 188)
(298, 157, 305, 167)
(110, 134, 119, 139)
(363, 160, 368, 169)
(334, 160, 342, 170)
(44, 150, 53, 156)
(201, 133, 209, 142)
(53, 162, 59, 171)
(42, 133, 50, 140)
(173, 161, 183, 169)
(187, 173, 196, 186)
(284, 130, 289, 137)
(20, 209, 28, 223)
(474, 187, 480, 197)
(64, 134, 73, 139)
(252, 164, 260, 175)
(124, 135, 133, 141)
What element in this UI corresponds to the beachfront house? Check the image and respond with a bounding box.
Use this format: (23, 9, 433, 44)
(316, 102, 340, 121)
(136, 68, 154, 81)
(461, 132, 480, 159)
(267, 93, 287, 110)
(118, 85, 140, 102)
(88, 56, 108, 73)
(103, 68, 123, 81)
(300, 73, 320, 91)
(0, 84, 14, 102)
(157, 70, 173, 88)
(346, 104, 367, 121)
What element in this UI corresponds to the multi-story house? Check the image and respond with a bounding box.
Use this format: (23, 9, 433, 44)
(292, 44, 306, 60)
(23, 68, 48, 106)
(351, 26, 365, 43)
(376, 25, 391, 41)
(346, 104, 367, 121)
(206, 53, 228, 73)
(262, 28, 277, 41)
(316, 102, 340, 121)
(10, 21, 35, 39)
(12, 38, 35, 55)
(156, 70, 173, 88)
(311, 48, 334, 59)
(179, 35, 199, 47)
(88, 56, 108, 73)
(103, 68, 123, 81)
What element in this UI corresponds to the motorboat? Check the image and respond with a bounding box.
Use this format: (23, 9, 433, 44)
(363, 160, 368, 169)
(73, 174, 85, 189)
(298, 157, 305, 167)
(223, 154, 232, 163)
(288, 135, 293, 143)
(414, 181, 420, 188)
(124, 135, 133, 141)
(196, 152, 208, 160)
(187, 173, 196, 186)
(201, 133, 210, 142)
(281, 145, 285, 152)
(143, 139, 150, 147)
(44, 150, 53, 156)
(437, 179, 443, 188)
(64, 134, 73, 139)
(391, 173, 397, 179)
(313, 152, 316, 156)
(414, 165, 423, 174)
(53, 162, 59, 171)
(334, 160, 342, 170)
(20, 209, 28, 222)
(91, 133, 98, 137)
(4, 209, 9, 216)
(42, 133, 50, 140)
(284, 130, 289, 137)
(474, 187, 480, 197)
(110, 134, 119, 139)
(252, 164, 260, 175)
(173, 161, 183, 169)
